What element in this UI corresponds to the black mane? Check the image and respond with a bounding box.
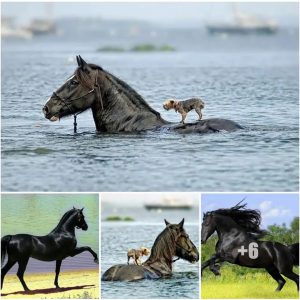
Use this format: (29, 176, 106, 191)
(208, 201, 267, 239)
(75, 63, 161, 117)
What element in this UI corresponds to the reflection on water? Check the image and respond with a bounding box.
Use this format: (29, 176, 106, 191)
(101, 216, 199, 298)
(1, 194, 99, 273)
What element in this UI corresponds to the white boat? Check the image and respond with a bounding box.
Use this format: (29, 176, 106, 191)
(1, 17, 33, 40)
(26, 19, 56, 35)
(145, 198, 193, 210)
(206, 7, 278, 35)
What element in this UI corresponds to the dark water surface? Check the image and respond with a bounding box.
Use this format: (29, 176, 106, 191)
(1, 34, 298, 192)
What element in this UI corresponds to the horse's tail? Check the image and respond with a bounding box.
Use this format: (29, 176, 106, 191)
(1, 235, 12, 267)
(288, 243, 299, 266)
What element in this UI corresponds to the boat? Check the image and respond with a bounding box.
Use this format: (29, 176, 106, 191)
(26, 19, 56, 35)
(206, 7, 278, 35)
(1, 17, 33, 40)
(144, 198, 193, 210)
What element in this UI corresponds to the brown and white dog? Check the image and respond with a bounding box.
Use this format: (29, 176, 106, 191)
(127, 247, 150, 265)
(163, 98, 205, 124)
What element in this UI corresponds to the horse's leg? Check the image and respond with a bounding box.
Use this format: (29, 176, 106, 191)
(70, 247, 98, 263)
(54, 260, 62, 289)
(266, 267, 286, 291)
(17, 258, 30, 291)
(127, 256, 130, 265)
(209, 259, 223, 276)
(201, 255, 218, 275)
(281, 270, 299, 291)
(1, 259, 17, 289)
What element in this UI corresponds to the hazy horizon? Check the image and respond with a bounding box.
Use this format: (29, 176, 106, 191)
(2, 2, 298, 28)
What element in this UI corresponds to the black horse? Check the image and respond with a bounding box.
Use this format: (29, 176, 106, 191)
(1, 207, 98, 291)
(201, 202, 299, 292)
(43, 55, 242, 134)
(102, 219, 199, 281)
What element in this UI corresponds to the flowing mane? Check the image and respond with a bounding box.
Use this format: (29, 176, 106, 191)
(210, 201, 267, 238)
(144, 226, 177, 266)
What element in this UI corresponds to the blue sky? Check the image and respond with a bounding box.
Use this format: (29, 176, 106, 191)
(201, 193, 299, 228)
(2, 2, 298, 27)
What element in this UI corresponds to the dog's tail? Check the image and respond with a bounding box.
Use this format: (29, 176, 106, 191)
(1, 235, 12, 267)
(288, 243, 299, 266)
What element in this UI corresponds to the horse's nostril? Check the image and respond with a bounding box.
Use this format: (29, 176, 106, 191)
(43, 106, 49, 114)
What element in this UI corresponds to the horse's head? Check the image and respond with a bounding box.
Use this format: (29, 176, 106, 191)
(201, 212, 216, 244)
(165, 219, 199, 263)
(73, 207, 88, 231)
(43, 56, 100, 121)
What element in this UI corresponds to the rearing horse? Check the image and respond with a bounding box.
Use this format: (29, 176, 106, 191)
(102, 219, 199, 281)
(1, 207, 98, 291)
(201, 202, 299, 292)
(43, 55, 242, 134)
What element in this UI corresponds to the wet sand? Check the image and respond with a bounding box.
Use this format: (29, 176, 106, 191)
(1, 269, 99, 299)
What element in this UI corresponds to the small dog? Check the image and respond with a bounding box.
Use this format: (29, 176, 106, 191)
(163, 98, 205, 124)
(127, 247, 150, 265)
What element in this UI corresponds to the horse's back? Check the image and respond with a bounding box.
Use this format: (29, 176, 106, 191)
(168, 118, 243, 134)
(102, 264, 158, 281)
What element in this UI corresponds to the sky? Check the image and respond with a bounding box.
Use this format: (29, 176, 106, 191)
(201, 193, 299, 228)
(102, 192, 199, 207)
(2, 2, 299, 27)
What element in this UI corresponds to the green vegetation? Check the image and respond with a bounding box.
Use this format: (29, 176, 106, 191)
(96, 44, 176, 53)
(105, 215, 134, 221)
(131, 43, 176, 52)
(96, 46, 125, 52)
(202, 267, 299, 298)
(202, 217, 299, 298)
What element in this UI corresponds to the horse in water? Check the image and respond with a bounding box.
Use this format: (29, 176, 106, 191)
(201, 202, 299, 292)
(43, 55, 242, 134)
(102, 219, 199, 281)
(1, 207, 98, 291)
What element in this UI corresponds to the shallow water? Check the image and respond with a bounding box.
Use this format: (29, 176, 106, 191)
(1, 194, 99, 273)
(101, 209, 199, 299)
(1, 35, 298, 192)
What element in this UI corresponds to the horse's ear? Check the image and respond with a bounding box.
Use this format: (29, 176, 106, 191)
(164, 219, 170, 226)
(80, 207, 84, 212)
(178, 218, 184, 228)
(76, 56, 81, 67)
(78, 55, 88, 69)
(73, 206, 76, 209)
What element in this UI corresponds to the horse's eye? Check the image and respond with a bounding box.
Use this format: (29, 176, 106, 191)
(70, 80, 78, 86)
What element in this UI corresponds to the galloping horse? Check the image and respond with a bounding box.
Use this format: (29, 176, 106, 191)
(201, 202, 299, 292)
(102, 219, 199, 281)
(43, 55, 242, 134)
(1, 207, 98, 291)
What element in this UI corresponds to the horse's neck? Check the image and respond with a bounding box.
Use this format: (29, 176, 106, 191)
(91, 74, 166, 132)
(143, 231, 175, 273)
(215, 215, 247, 241)
(51, 214, 76, 235)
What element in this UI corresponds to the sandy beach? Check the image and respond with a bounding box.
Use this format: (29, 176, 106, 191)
(1, 269, 99, 299)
